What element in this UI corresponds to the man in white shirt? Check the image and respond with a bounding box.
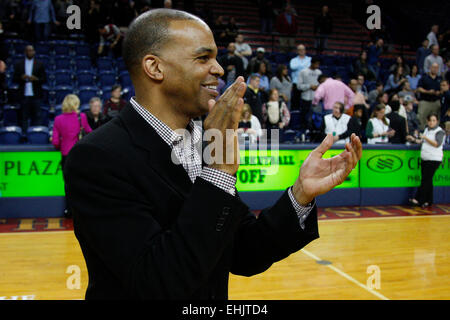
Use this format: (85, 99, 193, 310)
(234, 34, 252, 71)
(290, 44, 311, 110)
(426, 25, 439, 48)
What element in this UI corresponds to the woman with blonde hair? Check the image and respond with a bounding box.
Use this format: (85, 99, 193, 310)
(365, 104, 395, 144)
(237, 103, 262, 143)
(52, 94, 92, 217)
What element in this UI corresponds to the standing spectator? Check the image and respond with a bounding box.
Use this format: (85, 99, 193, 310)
(52, 94, 92, 217)
(234, 34, 252, 71)
(224, 17, 239, 45)
(259, 0, 275, 34)
(417, 63, 442, 130)
(211, 15, 227, 47)
(244, 74, 265, 124)
(440, 80, 450, 126)
(424, 45, 445, 76)
(384, 66, 408, 94)
(416, 39, 431, 74)
(103, 85, 127, 121)
(368, 81, 384, 106)
(237, 103, 262, 144)
(218, 42, 244, 89)
(98, 24, 124, 58)
(347, 78, 370, 130)
(27, 0, 59, 42)
(367, 38, 384, 80)
(406, 64, 422, 92)
(405, 97, 420, 141)
(426, 25, 439, 48)
(313, 5, 333, 55)
(366, 104, 394, 144)
(386, 100, 407, 144)
(270, 64, 293, 108)
(247, 47, 272, 78)
(84, 0, 102, 44)
(275, 4, 298, 53)
(0, 59, 6, 104)
(353, 51, 376, 81)
(389, 56, 410, 77)
(247, 62, 269, 91)
(13, 45, 46, 133)
(86, 97, 107, 130)
(290, 44, 311, 110)
(297, 57, 322, 130)
(312, 75, 355, 114)
(320, 102, 351, 145)
(262, 88, 290, 134)
(409, 113, 445, 208)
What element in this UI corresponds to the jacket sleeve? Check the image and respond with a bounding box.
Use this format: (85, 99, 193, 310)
(81, 113, 93, 133)
(51, 118, 60, 149)
(64, 142, 249, 299)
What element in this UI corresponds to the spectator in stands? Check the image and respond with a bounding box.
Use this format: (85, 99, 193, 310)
(398, 81, 418, 105)
(374, 92, 389, 111)
(297, 57, 321, 130)
(312, 74, 355, 114)
(259, 0, 275, 34)
(225, 17, 239, 45)
(356, 74, 369, 99)
(164, 0, 172, 8)
(262, 88, 290, 134)
(52, 94, 92, 217)
(416, 39, 431, 74)
(366, 104, 394, 144)
(0, 59, 6, 104)
(270, 64, 293, 109)
(211, 15, 227, 47)
(247, 47, 272, 78)
(313, 5, 333, 55)
(368, 81, 384, 106)
(384, 66, 407, 94)
(417, 62, 442, 130)
(385, 93, 407, 120)
(98, 23, 124, 58)
(84, 0, 102, 44)
(389, 56, 410, 77)
(218, 42, 244, 89)
(27, 0, 59, 42)
(276, 4, 298, 53)
(405, 98, 420, 143)
(347, 104, 365, 141)
(347, 78, 369, 130)
(103, 84, 127, 121)
(234, 34, 252, 71)
(367, 38, 384, 80)
(409, 113, 445, 208)
(319, 102, 351, 145)
(441, 80, 450, 125)
(86, 97, 107, 130)
(247, 62, 269, 91)
(407, 64, 422, 92)
(290, 44, 311, 111)
(427, 25, 439, 48)
(237, 103, 262, 144)
(13, 45, 46, 133)
(353, 51, 376, 81)
(386, 100, 407, 144)
(424, 45, 445, 76)
(244, 74, 265, 124)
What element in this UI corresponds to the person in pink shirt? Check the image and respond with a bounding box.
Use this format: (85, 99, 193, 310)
(52, 94, 92, 217)
(312, 75, 355, 114)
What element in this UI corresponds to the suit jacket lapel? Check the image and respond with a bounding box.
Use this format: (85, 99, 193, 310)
(119, 103, 193, 198)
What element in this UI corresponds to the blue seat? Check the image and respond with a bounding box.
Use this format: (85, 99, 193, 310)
(54, 85, 74, 105)
(26, 126, 50, 144)
(0, 126, 22, 144)
(54, 70, 74, 87)
(80, 103, 91, 113)
(54, 55, 73, 71)
(54, 104, 63, 117)
(40, 105, 50, 126)
(97, 71, 117, 87)
(119, 71, 132, 88)
(3, 105, 20, 126)
(76, 70, 96, 87)
(78, 86, 99, 105)
(74, 44, 91, 57)
(116, 58, 127, 72)
(281, 129, 297, 143)
(35, 42, 52, 56)
(54, 45, 71, 56)
(96, 57, 114, 71)
(36, 54, 50, 66)
(289, 110, 301, 130)
(101, 86, 112, 101)
(74, 56, 93, 71)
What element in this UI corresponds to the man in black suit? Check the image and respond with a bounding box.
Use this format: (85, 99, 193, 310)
(64, 9, 362, 300)
(387, 100, 407, 144)
(13, 45, 46, 132)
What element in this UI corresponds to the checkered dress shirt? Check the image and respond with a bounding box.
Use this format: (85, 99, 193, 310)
(130, 98, 313, 229)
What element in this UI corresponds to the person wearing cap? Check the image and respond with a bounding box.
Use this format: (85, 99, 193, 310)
(247, 47, 272, 78)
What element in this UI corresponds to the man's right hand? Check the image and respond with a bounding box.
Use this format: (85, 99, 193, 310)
(203, 76, 247, 176)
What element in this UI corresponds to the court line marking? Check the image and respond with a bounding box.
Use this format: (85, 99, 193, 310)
(318, 214, 450, 223)
(0, 230, 73, 236)
(300, 249, 390, 300)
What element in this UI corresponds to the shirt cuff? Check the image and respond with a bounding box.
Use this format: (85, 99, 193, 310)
(288, 186, 315, 230)
(200, 167, 237, 196)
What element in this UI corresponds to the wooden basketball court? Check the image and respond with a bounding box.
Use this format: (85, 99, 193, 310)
(0, 205, 449, 300)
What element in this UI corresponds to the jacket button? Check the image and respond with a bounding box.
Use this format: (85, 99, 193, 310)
(222, 207, 230, 216)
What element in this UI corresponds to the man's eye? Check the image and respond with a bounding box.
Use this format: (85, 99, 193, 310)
(198, 56, 209, 61)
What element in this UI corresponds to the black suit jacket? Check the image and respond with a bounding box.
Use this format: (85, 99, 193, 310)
(387, 112, 407, 144)
(13, 59, 46, 98)
(64, 102, 319, 300)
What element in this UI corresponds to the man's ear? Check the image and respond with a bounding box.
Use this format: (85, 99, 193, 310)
(142, 55, 164, 81)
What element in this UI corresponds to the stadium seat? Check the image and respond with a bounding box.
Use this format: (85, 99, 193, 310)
(0, 126, 22, 144)
(76, 70, 96, 87)
(54, 104, 63, 117)
(116, 58, 127, 72)
(3, 105, 20, 126)
(75, 56, 93, 71)
(101, 86, 112, 101)
(26, 126, 50, 144)
(74, 44, 91, 57)
(119, 71, 132, 88)
(40, 105, 50, 127)
(80, 103, 90, 113)
(34, 42, 52, 56)
(54, 70, 74, 87)
(281, 129, 297, 143)
(78, 86, 99, 105)
(122, 86, 135, 101)
(54, 55, 73, 71)
(97, 71, 117, 87)
(54, 85, 74, 105)
(54, 45, 71, 56)
(96, 57, 114, 71)
(36, 54, 50, 66)
(289, 110, 301, 130)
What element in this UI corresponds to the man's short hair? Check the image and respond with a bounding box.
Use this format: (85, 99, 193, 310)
(122, 9, 204, 77)
(334, 102, 345, 114)
(249, 73, 260, 81)
(318, 74, 327, 83)
(112, 84, 122, 92)
(89, 97, 102, 105)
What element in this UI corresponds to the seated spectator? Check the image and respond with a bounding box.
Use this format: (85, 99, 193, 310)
(405, 98, 420, 143)
(224, 17, 239, 45)
(367, 38, 384, 80)
(347, 104, 366, 141)
(313, 75, 355, 114)
(348, 78, 369, 110)
(218, 42, 244, 89)
(366, 104, 395, 144)
(386, 100, 407, 143)
(270, 64, 293, 108)
(385, 93, 407, 119)
(424, 45, 445, 76)
(407, 64, 422, 92)
(320, 102, 351, 144)
(247, 62, 269, 91)
(353, 51, 376, 81)
(262, 89, 290, 133)
(389, 56, 410, 77)
(211, 15, 227, 47)
(356, 74, 369, 99)
(234, 34, 252, 70)
(103, 84, 127, 121)
(97, 23, 123, 58)
(244, 74, 266, 124)
(384, 66, 408, 94)
(441, 80, 450, 127)
(247, 47, 272, 78)
(86, 97, 107, 130)
(237, 103, 262, 144)
(368, 81, 384, 106)
(398, 81, 418, 105)
(416, 39, 431, 75)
